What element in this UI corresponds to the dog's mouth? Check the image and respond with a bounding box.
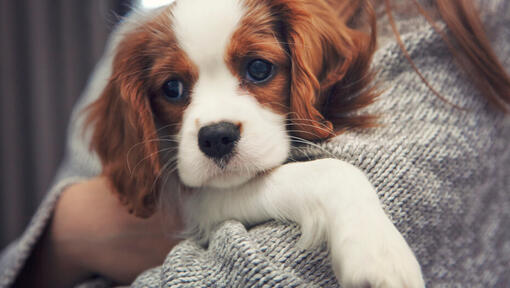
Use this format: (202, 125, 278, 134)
(209, 151, 236, 170)
(200, 152, 261, 188)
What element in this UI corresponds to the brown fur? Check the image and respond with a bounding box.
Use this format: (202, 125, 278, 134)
(85, 11, 198, 217)
(226, 2, 291, 115)
(263, 0, 378, 139)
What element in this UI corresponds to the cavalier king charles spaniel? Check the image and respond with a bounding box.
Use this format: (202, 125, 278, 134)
(86, 0, 424, 286)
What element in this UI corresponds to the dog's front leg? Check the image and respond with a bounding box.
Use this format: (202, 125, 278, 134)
(188, 158, 424, 288)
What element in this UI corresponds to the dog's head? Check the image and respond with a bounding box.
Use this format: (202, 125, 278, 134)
(86, 0, 377, 217)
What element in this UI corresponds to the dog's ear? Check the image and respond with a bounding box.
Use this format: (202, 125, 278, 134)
(275, 0, 378, 140)
(85, 27, 160, 218)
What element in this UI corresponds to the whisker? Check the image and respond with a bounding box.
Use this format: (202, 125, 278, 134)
(286, 124, 336, 138)
(288, 136, 336, 159)
(284, 112, 336, 130)
(151, 157, 179, 194)
(153, 123, 182, 136)
(283, 120, 337, 138)
(126, 138, 179, 172)
(128, 146, 177, 175)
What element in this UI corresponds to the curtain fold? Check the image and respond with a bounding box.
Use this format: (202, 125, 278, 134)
(0, 0, 130, 249)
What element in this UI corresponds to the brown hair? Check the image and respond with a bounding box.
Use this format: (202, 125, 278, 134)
(383, 0, 510, 111)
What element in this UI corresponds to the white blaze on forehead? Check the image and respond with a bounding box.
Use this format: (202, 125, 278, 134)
(172, 0, 244, 69)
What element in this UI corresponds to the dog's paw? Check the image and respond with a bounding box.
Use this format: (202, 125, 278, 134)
(331, 224, 424, 288)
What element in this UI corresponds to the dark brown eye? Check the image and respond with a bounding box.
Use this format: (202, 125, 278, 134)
(246, 59, 274, 83)
(162, 79, 186, 102)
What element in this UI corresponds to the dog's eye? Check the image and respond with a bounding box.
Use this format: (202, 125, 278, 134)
(162, 79, 186, 102)
(246, 59, 274, 83)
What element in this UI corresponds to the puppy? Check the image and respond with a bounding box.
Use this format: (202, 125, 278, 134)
(86, 0, 424, 286)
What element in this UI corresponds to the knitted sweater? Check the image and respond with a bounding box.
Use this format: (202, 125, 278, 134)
(1, 1, 509, 287)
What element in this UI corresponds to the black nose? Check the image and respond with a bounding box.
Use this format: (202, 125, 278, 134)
(198, 122, 240, 160)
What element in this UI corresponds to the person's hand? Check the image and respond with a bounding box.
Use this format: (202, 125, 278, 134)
(17, 176, 182, 288)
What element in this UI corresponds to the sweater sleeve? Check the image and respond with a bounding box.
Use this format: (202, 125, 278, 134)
(0, 179, 88, 288)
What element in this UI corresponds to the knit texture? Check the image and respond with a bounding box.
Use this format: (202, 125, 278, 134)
(1, 1, 509, 287)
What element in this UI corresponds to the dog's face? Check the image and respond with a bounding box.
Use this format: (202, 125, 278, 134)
(173, 0, 291, 188)
(87, 0, 376, 216)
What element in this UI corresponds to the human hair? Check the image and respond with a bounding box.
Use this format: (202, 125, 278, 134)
(380, 0, 510, 111)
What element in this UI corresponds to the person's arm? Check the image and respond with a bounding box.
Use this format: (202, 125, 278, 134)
(14, 177, 181, 288)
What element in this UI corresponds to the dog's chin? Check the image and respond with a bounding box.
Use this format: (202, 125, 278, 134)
(178, 168, 256, 189)
(205, 171, 255, 189)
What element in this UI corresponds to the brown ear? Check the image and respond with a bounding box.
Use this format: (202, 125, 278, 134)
(277, 0, 378, 140)
(85, 28, 160, 218)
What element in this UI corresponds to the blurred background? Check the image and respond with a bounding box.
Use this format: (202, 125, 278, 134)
(0, 0, 137, 250)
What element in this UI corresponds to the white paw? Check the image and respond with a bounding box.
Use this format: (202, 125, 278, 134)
(331, 221, 424, 288)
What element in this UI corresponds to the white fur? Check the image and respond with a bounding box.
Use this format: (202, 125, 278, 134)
(184, 159, 424, 287)
(172, 0, 243, 69)
(96, 2, 425, 287)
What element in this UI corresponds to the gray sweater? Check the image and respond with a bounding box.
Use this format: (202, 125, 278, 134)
(1, 1, 509, 287)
